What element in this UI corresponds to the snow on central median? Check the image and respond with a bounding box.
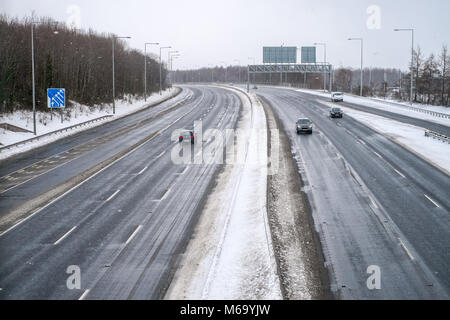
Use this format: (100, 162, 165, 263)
(166, 86, 282, 300)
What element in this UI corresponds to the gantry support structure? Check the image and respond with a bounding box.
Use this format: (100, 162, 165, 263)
(247, 63, 333, 92)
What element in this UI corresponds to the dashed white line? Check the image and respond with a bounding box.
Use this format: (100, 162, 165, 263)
(160, 187, 172, 201)
(54, 226, 77, 245)
(393, 168, 406, 178)
(137, 166, 148, 175)
(105, 189, 120, 202)
(78, 289, 90, 300)
(373, 151, 383, 159)
(175, 166, 189, 175)
(0, 93, 205, 238)
(155, 151, 166, 159)
(125, 225, 142, 245)
(398, 237, 415, 261)
(358, 138, 366, 145)
(424, 194, 440, 208)
(369, 196, 379, 209)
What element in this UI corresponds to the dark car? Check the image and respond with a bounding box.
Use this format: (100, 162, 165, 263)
(330, 107, 343, 118)
(179, 130, 195, 144)
(296, 118, 313, 134)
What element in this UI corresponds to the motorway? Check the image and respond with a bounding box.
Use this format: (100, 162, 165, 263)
(257, 87, 450, 299)
(0, 85, 241, 299)
(1, 83, 449, 300)
(298, 90, 450, 136)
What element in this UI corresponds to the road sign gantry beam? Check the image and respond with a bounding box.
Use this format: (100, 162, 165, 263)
(247, 63, 333, 93)
(248, 63, 331, 73)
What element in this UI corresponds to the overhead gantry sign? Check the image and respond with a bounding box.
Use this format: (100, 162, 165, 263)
(247, 63, 333, 92)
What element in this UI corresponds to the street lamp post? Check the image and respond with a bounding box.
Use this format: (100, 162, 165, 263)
(220, 61, 227, 83)
(394, 28, 414, 105)
(208, 64, 214, 82)
(170, 54, 180, 70)
(348, 38, 364, 96)
(170, 53, 180, 70)
(314, 42, 327, 92)
(144, 42, 159, 102)
(248, 57, 255, 85)
(30, 20, 59, 135)
(167, 50, 179, 85)
(159, 46, 171, 95)
(112, 35, 131, 114)
(170, 54, 180, 83)
(234, 59, 241, 83)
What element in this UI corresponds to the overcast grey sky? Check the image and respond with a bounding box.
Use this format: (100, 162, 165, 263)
(2, 0, 449, 70)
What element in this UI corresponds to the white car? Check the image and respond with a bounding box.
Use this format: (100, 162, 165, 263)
(331, 92, 344, 102)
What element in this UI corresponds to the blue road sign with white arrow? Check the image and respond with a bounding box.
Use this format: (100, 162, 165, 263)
(47, 88, 66, 108)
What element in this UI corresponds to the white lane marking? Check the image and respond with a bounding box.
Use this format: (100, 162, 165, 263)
(373, 151, 383, 159)
(78, 289, 90, 300)
(160, 187, 172, 201)
(393, 168, 405, 178)
(358, 138, 366, 145)
(54, 226, 77, 245)
(0, 155, 84, 195)
(424, 194, 440, 208)
(155, 151, 166, 160)
(137, 166, 148, 175)
(105, 189, 120, 202)
(175, 166, 189, 175)
(369, 196, 379, 209)
(125, 225, 142, 245)
(398, 237, 415, 261)
(0, 90, 205, 238)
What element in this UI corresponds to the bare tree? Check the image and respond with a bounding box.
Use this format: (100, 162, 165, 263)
(0, 15, 166, 113)
(438, 45, 449, 106)
(412, 46, 424, 102)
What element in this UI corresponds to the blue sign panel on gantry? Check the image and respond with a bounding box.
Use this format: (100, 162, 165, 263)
(47, 88, 66, 108)
(301, 47, 316, 64)
(263, 47, 297, 64)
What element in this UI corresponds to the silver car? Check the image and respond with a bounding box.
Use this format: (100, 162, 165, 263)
(331, 92, 344, 102)
(296, 118, 313, 134)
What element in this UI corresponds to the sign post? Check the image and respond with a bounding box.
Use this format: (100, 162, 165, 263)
(47, 88, 66, 123)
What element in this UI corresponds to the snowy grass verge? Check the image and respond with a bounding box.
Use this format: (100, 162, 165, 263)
(0, 88, 179, 160)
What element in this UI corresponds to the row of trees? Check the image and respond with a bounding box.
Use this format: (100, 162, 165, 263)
(172, 46, 449, 106)
(409, 46, 449, 105)
(0, 15, 167, 113)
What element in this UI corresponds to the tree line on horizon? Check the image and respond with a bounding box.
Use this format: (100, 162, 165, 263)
(0, 15, 167, 113)
(172, 45, 449, 106)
